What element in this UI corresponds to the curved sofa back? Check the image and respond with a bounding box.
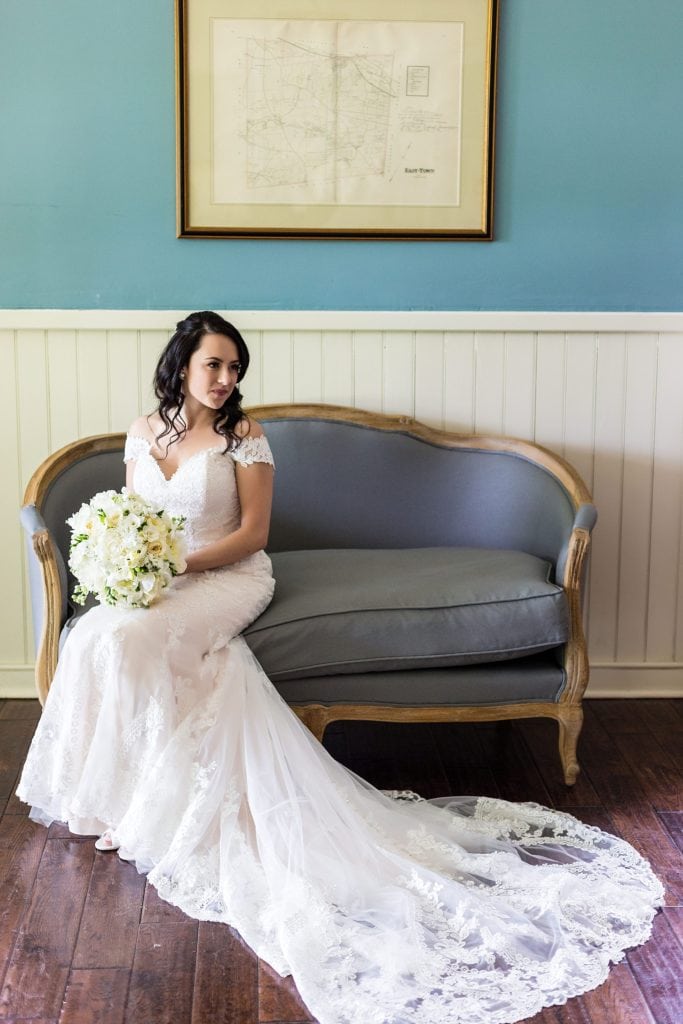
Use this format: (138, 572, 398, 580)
(26, 408, 592, 608)
(260, 417, 577, 571)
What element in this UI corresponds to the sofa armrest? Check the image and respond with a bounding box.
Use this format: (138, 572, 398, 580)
(555, 503, 597, 585)
(20, 504, 68, 705)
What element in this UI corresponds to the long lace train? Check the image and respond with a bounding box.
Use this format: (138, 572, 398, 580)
(20, 631, 663, 1024)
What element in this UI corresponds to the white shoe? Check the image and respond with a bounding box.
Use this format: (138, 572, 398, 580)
(95, 829, 120, 852)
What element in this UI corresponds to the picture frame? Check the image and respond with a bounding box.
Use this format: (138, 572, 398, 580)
(176, 0, 499, 239)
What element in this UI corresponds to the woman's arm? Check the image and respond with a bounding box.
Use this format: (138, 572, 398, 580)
(183, 421, 274, 573)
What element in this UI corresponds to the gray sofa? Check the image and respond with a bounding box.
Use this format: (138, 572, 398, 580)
(21, 404, 597, 784)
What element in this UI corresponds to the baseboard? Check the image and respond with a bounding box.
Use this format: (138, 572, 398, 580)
(0, 668, 38, 699)
(3, 663, 682, 702)
(585, 664, 683, 698)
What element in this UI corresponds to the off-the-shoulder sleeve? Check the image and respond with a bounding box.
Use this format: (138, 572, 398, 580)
(124, 434, 151, 463)
(231, 434, 275, 469)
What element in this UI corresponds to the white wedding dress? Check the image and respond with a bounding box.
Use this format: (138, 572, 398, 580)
(18, 433, 663, 1024)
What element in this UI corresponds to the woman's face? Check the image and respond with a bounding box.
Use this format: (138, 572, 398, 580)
(183, 332, 241, 412)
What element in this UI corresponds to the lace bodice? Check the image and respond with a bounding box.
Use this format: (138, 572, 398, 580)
(124, 434, 274, 554)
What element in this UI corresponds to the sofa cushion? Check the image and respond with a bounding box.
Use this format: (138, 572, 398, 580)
(243, 548, 569, 681)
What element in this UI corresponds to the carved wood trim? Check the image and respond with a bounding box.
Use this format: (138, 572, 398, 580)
(31, 529, 63, 706)
(291, 700, 583, 784)
(560, 527, 592, 708)
(247, 403, 593, 511)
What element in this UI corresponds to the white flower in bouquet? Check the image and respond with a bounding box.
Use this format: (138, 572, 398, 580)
(67, 488, 187, 609)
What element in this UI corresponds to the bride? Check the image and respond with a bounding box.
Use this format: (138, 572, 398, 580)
(18, 311, 663, 1024)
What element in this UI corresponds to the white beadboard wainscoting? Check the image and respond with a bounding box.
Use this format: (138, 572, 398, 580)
(1, 310, 682, 700)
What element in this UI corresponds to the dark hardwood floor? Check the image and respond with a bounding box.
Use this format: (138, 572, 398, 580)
(0, 697, 681, 1024)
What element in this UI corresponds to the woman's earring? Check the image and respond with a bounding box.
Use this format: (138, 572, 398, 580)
(180, 372, 185, 380)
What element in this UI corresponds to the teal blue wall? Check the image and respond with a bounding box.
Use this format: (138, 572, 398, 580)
(1, 1, 681, 310)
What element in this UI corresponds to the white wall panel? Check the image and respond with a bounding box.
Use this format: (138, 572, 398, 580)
(503, 333, 535, 440)
(589, 333, 627, 661)
(415, 332, 444, 429)
(473, 332, 505, 435)
(646, 335, 683, 662)
(138, 330, 168, 413)
(616, 335, 658, 663)
(322, 331, 354, 407)
(353, 332, 383, 413)
(292, 331, 323, 404)
(46, 330, 79, 453)
(563, 332, 596, 494)
(76, 330, 109, 437)
(261, 331, 293, 404)
(0, 330, 26, 667)
(534, 333, 566, 453)
(3, 310, 683, 698)
(107, 330, 140, 432)
(443, 332, 475, 432)
(382, 332, 414, 417)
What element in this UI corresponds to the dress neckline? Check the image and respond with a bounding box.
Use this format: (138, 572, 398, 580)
(127, 434, 225, 484)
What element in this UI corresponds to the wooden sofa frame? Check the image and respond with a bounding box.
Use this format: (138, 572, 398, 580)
(22, 404, 594, 785)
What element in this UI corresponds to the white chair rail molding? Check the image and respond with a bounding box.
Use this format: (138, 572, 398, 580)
(2, 308, 682, 700)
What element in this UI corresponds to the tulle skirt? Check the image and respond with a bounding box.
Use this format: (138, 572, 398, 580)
(18, 562, 663, 1024)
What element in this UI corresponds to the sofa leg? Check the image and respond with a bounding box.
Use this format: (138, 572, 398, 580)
(557, 707, 583, 786)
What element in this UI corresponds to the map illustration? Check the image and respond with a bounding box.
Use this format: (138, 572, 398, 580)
(212, 19, 463, 208)
(245, 37, 396, 196)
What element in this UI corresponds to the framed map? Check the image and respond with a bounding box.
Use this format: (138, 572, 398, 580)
(176, 0, 499, 238)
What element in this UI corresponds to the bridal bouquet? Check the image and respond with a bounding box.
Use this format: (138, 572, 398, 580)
(67, 489, 186, 609)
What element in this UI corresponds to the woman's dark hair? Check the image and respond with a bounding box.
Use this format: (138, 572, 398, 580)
(152, 311, 251, 454)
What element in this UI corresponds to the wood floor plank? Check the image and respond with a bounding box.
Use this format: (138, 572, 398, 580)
(609, 729, 683, 811)
(0, 699, 42, 722)
(578, 707, 659, 816)
(663, 907, 683, 949)
(608, 807, 683, 907)
(432, 720, 495, 767)
(650, 727, 683, 772)
(658, 811, 683, 854)
(579, 962, 657, 1024)
(3, 785, 29, 816)
(73, 854, 145, 969)
(524, 959, 657, 1023)
(141, 879, 193, 927)
(257, 960, 314, 1023)
(0, 720, 36, 801)
(0, 817, 48, 968)
(0, 837, 94, 1018)
(627, 910, 683, 1024)
(59, 968, 129, 1024)
(481, 722, 554, 806)
(592, 698, 683, 736)
(438, 764, 500, 800)
(191, 923, 258, 1024)
(6, 1019, 57, 1023)
(559, 806, 619, 834)
(374, 721, 452, 799)
(125, 921, 197, 1024)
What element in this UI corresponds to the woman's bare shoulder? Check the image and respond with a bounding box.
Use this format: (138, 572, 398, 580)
(127, 413, 160, 441)
(235, 416, 265, 439)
